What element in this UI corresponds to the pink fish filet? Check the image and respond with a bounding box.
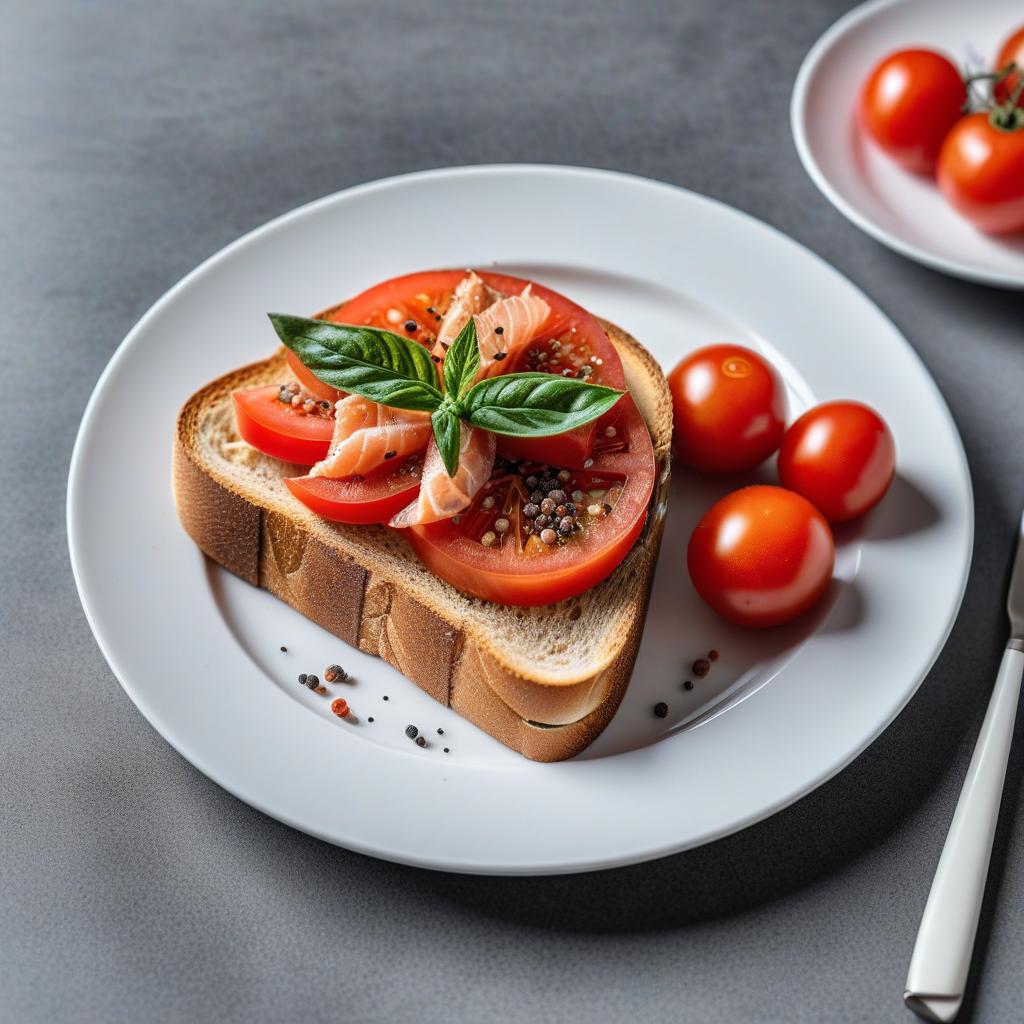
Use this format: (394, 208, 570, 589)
(433, 271, 498, 353)
(390, 422, 496, 527)
(472, 285, 550, 378)
(311, 395, 431, 479)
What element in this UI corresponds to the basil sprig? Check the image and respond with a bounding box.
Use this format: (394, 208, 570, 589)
(270, 313, 624, 476)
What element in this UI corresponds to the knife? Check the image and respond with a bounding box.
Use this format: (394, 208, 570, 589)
(905, 510, 1024, 1022)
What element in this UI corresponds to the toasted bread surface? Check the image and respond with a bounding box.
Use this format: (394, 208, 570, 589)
(173, 320, 672, 760)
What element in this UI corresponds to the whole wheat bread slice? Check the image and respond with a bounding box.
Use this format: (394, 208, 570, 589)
(173, 319, 672, 761)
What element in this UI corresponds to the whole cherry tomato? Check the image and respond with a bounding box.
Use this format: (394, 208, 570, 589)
(858, 49, 966, 174)
(668, 344, 787, 475)
(937, 110, 1024, 234)
(687, 486, 835, 628)
(994, 25, 1024, 107)
(777, 401, 896, 523)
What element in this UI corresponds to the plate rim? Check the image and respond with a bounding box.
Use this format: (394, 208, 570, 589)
(68, 163, 974, 874)
(790, 0, 1024, 291)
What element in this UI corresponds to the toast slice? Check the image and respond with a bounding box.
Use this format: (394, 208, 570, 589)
(173, 319, 672, 761)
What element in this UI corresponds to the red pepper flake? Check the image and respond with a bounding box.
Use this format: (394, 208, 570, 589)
(331, 698, 350, 719)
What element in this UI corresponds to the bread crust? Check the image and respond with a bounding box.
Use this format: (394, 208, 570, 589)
(172, 320, 671, 761)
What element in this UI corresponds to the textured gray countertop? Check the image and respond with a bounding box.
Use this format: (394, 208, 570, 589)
(3, 1, 1024, 1021)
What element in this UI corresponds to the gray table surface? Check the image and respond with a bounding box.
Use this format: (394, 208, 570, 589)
(4, 1, 1024, 1021)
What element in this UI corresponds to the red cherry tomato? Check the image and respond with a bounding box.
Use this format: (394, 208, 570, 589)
(937, 111, 1024, 234)
(778, 401, 896, 523)
(858, 49, 966, 174)
(994, 25, 1024, 107)
(687, 486, 835, 628)
(232, 386, 333, 465)
(668, 344, 787, 475)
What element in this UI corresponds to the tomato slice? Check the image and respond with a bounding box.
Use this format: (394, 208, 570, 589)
(285, 458, 422, 525)
(233, 386, 333, 465)
(285, 348, 342, 402)
(319, 269, 625, 467)
(484, 273, 625, 467)
(407, 396, 655, 606)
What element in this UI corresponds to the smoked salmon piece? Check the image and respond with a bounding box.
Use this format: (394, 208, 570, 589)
(390, 423, 496, 527)
(311, 395, 432, 479)
(432, 274, 550, 381)
(473, 285, 550, 378)
(434, 271, 498, 352)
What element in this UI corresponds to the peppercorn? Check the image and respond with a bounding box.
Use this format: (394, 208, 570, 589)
(305, 674, 319, 690)
(368, 717, 375, 723)
(437, 728, 444, 735)
(530, 489, 544, 503)
(534, 514, 550, 529)
(654, 702, 668, 718)
(692, 658, 711, 678)
(405, 725, 419, 740)
(324, 664, 348, 683)
(558, 518, 575, 536)
(415, 736, 427, 748)
(280, 645, 288, 652)
(548, 489, 566, 504)
(443, 747, 450, 754)
(331, 698, 350, 718)
(404, 319, 417, 332)
(298, 674, 308, 686)
(525, 476, 539, 489)
(709, 649, 720, 661)
(383, 695, 389, 701)
(494, 325, 504, 335)
(540, 528, 558, 545)
(523, 503, 540, 519)
(683, 680, 694, 691)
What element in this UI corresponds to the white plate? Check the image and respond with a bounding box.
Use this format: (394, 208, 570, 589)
(792, 0, 1024, 289)
(68, 165, 972, 875)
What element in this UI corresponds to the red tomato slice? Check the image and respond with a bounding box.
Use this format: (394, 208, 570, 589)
(489, 272, 626, 467)
(285, 461, 421, 525)
(406, 396, 655, 606)
(233, 386, 333, 465)
(322, 269, 625, 468)
(285, 348, 342, 401)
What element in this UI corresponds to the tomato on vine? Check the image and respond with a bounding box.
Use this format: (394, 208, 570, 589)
(858, 49, 966, 174)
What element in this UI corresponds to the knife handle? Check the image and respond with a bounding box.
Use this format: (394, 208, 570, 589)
(905, 644, 1024, 1023)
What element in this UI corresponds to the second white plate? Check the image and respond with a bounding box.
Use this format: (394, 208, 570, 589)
(792, 0, 1024, 289)
(68, 165, 972, 874)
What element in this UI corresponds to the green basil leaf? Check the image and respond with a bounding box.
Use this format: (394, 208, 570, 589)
(461, 373, 624, 437)
(442, 317, 480, 399)
(269, 313, 442, 412)
(431, 406, 462, 477)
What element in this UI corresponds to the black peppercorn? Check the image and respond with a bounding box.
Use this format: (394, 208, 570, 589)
(653, 702, 668, 718)
(405, 725, 419, 740)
